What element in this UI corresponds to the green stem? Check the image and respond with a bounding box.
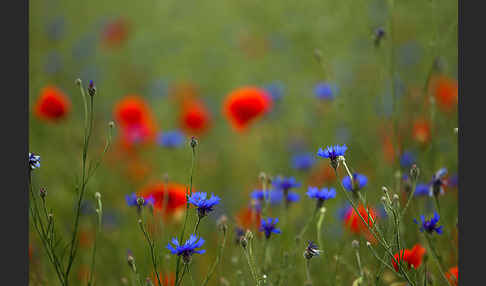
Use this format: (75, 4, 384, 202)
(139, 219, 162, 286)
(424, 234, 452, 286)
(201, 227, 227, 286)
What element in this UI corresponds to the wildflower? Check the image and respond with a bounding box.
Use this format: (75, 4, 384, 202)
(250, 190, 268, 201)
(306, 187, 336, 208)
(113, 96, 157, 148)
(291, 153, 316, 171)
(138, 182, 187, 216)
(446, 266, 458, 286)
(304, 241, 321, 260)
(342, 173, 368, 192)
(157, 130, 185, 148)
(222, 86, 273, 131)
(188, 192, 221, 218)
(29, 153, 41, 170)
(314, 83, 337, 100)
(414, 212, 443, 235)
(101, 17, 130, 49)
(236, 206, 261, 230)
(400, 151, 416, 168)
(180, 99, 212, 135)
(34, 85, 71, 122)
(429, 75, 458, 113)
(269, 189, 299, 206)
(317, 145, 347, 169)
(430, 168, 447, 197)
(259, 217, 281, 239)
(392, 244, 426, 272)
(412, 118, 431, 144)
(272, 176, 301, 193)
(166, 234, 206, 264)
(344, 204, 378, 240)
(125, 193, 154, 207)
(414, 183, 430, 197)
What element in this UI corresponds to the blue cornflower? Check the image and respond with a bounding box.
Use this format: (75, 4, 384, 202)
(125, 193, 154, 207)
(29, 152, 41, 170)
(306, 187, 336, 203)
(188, 192, 221, 218)
(166, 234, 206, 263)
(414, 184, 430, 197)
(304, 240, 321, 259)
(260, 217, 281, 239)
(431, 168, 447, 197)
(251, 189, 268, 201)
(414, 212, 443, 235)
(314, 83, 338, 100)
(400, 151, 416, 168)
(317, 145, 347, 169)
(157, 130, 185, 148)
(291, 153, 316, 171)
(272, 176, 301, 192)
(342, 173, 368, 192)
(269, 190, 299, 206)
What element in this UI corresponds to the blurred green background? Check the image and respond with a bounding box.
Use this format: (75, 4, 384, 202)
(29, 0, 458, 285)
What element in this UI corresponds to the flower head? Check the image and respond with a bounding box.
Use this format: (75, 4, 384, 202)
(180, 99, 212, 135)
(304, 241, 321, 259)
(157, 130, 186, 148)
(392, 244, 426, 272)
(268, 190, 299, 206)
(259, 217, 281, 239)
(344, 204, 378, 241)
(314, 83, 338, 100)
(446, 266, 458, 286)
(138, 182, 187, 216)
(188, 192, 221, 218)
(414, 212, 443, 235)
(429, 75, 458, 113)
(101, 17, 130, 49)
(251, 190, 268, 201)
(306, 187, 336, 203)
(166, 234, 205, 263)
(400, 151, 416, 168)
(291, 153, 316, 171)
(414, 183, 430, 197)
(125, 193, 154, 207)
(342, 173, 368, 192)
(412, 118, 431, 144)
(34, 86, 71, 122)
(317, 145, 347, 169)
(223, 86, 273, 131)
(29, 153, 41, 170)
(272, 176, 301, 192)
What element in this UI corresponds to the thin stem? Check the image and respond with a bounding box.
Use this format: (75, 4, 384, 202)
(424, 234, 452, 286)
(139, 220, 162, 286)
(401, 180, 417, 217)
(304, 259, 313, 285)
(201, 227, 227, 286)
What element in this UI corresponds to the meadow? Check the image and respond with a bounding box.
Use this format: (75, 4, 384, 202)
(29, 0, 458, 285)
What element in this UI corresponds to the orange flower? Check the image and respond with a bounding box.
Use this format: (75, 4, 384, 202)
(236, 206, 261, 231)
(223, 87, 272, 132)
(392, 244, 426, 272)
(113, 95, 157, 148)
(180, 99, 212, 135)
(412, 118, 431, 144)
(34, 85, 71, 122)
(138, 182, 187, 215)
(101, 17, 130, 49)
(430, 75, 458, 113)
(446, 266, 458, 285)
(344, 204, 378, 241)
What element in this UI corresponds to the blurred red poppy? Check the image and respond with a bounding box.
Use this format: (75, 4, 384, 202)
(138, 182, 187, 216)
(429, 75, 458, 113)
(236, 206, 261, 231)
(446, 266, 458, 286)
(392, 244, 426, 272)
(223, 87, 272, 132)
(101, 17, 130, 49)
(34, 85, 71, 122)
(412, 118, 431, 145)
(180, 99, 212, 135)
(344, 204, 378, 242)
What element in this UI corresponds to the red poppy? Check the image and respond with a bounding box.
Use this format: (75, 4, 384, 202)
(392, 244, 426, 272)
(180, 99, 212, 135)
(236, 206, 261, 231)
(446, 266, 458, 285)
(429, 75, 458, 113)
(138, 182, 187, 216)
(113, 95, 157, 148)
(34, 85, 71, 122)
(150, 272, 175, 286)
(223, 87, 273, 131)
(101, 17, 130, 49)
(344, 204, 378, 243)
(412, 118, 431, 145)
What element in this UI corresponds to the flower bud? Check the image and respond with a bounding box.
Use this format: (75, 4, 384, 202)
(410, 164, 420, 181)
(109, 121, 115, 128)
(39, 187, 47, 199)
(240, 237, 248, 248)
(94, 192, 101, 200)
(352, 240, 359, 249)
(137, 197, 145, 207)
(127, 255, 136, 271)
(75, 78, 82, 86)
(190, 136, 199, 149)
(88, 80, 97, 97)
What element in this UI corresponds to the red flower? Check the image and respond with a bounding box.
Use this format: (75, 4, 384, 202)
(223, 87, 272, 131)
(113, 95, 157, 148)
(34, 86, 71, 122)
(138, 182, 187, 216)
(430, 75, 458, 113)
(344, 204, 378, 242)
(236, 206, 261, 231)
(101, 17, 130, 49)
(412, 118, 431, 145)
(150, 272, 175, 286)
(446, 266, 458, 285)
(392, 244, 426, 272)
(180, 99, 212, 135)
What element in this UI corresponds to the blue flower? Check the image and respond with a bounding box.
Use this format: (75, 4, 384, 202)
(304, 241, 321, 259)
(317, 145, 347, 167)
(414, 184, 430, 197)
(342, 173, 367, 192)
(188, 192, 221, 218)
(414, 212, 443, 235)
(167, 234, 206, 263)
(291, 153, 316, 171)
(314, 83, 338, 100)
(234, 227, 246, 244)
(431, 168, 447, 196)
(269, 190, 299, 206)
(306, 187, 336, 202)
(251, 190, 267, 201)
(125, 193, 154, 207)
(157, 130, 185, 148)
(260, 217, 281, 239)
(29, 152, 41, 170)
(400, 151, 416, 168)
(272, 176, 301, 192)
